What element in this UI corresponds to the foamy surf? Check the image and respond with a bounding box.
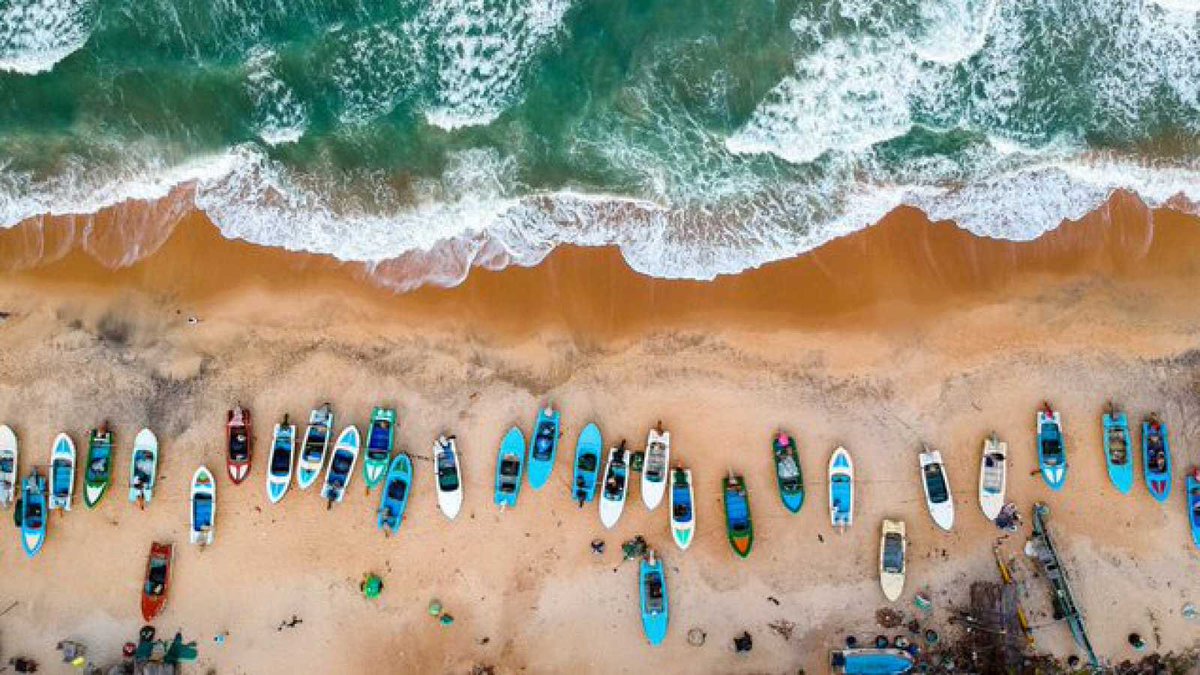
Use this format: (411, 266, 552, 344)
(0, 0, 95, 75)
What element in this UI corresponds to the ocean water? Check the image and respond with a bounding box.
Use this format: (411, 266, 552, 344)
(2, 0, 1200, 287)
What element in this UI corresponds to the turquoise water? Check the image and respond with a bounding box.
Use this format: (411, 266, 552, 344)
(2, 0, 1200, 286)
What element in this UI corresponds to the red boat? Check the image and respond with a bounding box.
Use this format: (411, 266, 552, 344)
(141, 542, 173, 622)
(226, 405, 252, 484)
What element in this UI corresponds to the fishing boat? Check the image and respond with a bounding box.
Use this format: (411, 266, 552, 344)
(527, 406, 560, 491)
(128, 428, 158, 506)
(829, 446, 854, 530)
(919, 447, 954, 531)
(83, 424, 114, 509)
(669, 467, 695, 551)
(226, 405, 252, 484)
(1029, 503, 1100, 668)
(265, 415, 296, 504)
(978, 434, 1007, 521)
(189, 466, 216, 546)
(879, 519, 907, 601)
(639, 550, 669, 646)
(723, 472, 754, 558)
(141, 542, 173, 622)
(1143, 414, 1172, 503)
(1102, 403, 1134, 494)
(19, 470, 47, 558)
(433, 435, 463, 520)
(599, 441, 631, 529)
(1036, 403, 1067, 491)
(377, 452, 412, 535)
(321, 426, 360, 507)
(362, 407, 395, 491)
(495, 426, 525, 509)
(829, 648, 915, 674)
(641, 423, 670, 510)
(571, 423, 602, 506)
(773, 431, 804, 513)
(0, 424, 17, 508)
(48, 432, 75, 511)
(1188, 469, 1200, 550)
(295, 404, 334, 490)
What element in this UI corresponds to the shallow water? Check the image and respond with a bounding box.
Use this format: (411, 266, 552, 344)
(2, 0, 1199, 287)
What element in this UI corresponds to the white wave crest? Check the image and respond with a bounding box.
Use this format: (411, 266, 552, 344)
(246, 49, 309, 146)
(423, 0, 572, 130)
(0, 0, 95, 75)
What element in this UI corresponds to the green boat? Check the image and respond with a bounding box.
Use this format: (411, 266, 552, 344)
(723, 472, 754, 558)
(362, 407, 396, 490)
(773, 431, 804, 513)
(83, 425, 115, 509)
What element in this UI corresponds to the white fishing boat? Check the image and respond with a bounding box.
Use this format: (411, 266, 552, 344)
(0, 425, 17, 508)
(978, 434, 1007, 521)
(641, 423, 670, 510)
(879, 519, 907, 601)
(599, 442, 631, 529)
(48, 433, 76, 511)
(295, 404, 334, 490)
(919, 447, 955, 531)
(433, 434, 464, 520)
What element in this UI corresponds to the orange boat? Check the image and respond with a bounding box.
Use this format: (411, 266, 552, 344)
(226, 405, 252, 484)
(141, 542, 173, 622)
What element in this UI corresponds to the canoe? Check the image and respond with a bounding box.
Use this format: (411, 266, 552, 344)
(773, 431, 804, 513)
(321, 425, 360, 507)
(1036, 403, 1067, 491)
(639, 550, 669, 646)
(879, 519, 907, 601)
(377, 452, 413, 534)
(266, 417, 296, 504)
(189, 466, 216, 546)
(571, 422, 602, 506)
(527, 406, 561, 491)
(226, 405, 252, 484)
(1143, 414, 1172, 503)
(433, 435, 463, 520)
(723, 472, 753, 558)
(599, 442, 630, 529)
(19, 470, 47, 558)
(669, 467, 695, 551)
(1102, 405, 1134, 495)
(1187, 469, 1200, 550)
(128, 428, 158, 506)
(495, 426, 525, 509)
(919, 447, 955, 531)
(362, 407, 395, 490)
(141, 542, 173, 622)
(0, 425, 17, 508)
(83, 425, 114, 509)
(295, 404, 334, 490)
(642, 423, 670, 510)
(48, 432, 76, 511)
(978, 434, 1007, 521)
(830, 648, 915, 674)
(829, 446, 854, 530)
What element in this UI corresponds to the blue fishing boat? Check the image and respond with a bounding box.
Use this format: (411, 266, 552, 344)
(1143, 414, 1172, 503)
(571, 422, 602, 506)
(829, 648, 914, 674)
(723, 473, 753, 558)
(829, 447, 854, 529)
(495, 427, 525, 509)
(1187, 469, 1200, 550)
(526, 407, 560, 491)
(1037, 403, 1067, 491)
(1102, 404, 1134, 495)
(362, 407, 395, 491)
(377, 453, 412, 535)
(639, 550, 669, 646)
(19, 470, 47, 558)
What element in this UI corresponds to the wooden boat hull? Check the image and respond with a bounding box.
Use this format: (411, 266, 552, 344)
(226, 407, 252, 485)
(141, 542, 174, 622)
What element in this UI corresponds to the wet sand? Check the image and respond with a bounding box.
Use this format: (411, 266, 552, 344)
(1, 193, 1200, 673)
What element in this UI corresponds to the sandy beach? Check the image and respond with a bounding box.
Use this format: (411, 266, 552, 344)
(2, 193, 1200, 673)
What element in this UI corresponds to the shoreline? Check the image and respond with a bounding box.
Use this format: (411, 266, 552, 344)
(1, 195, 1200, 673)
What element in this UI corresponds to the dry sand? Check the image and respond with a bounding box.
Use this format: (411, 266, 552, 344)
(1, 193, 1200, 673)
